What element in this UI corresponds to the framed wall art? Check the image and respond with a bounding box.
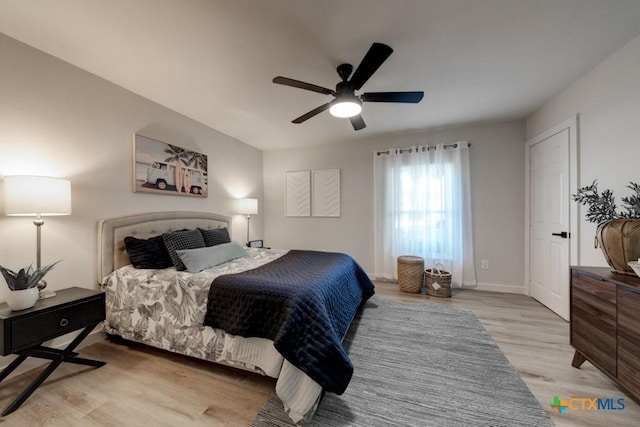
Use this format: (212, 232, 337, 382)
(312, 169, 340, 217)
(133, 134, 208, 197)
(284, 169, 341, 217)
(285, 170, 311, 217)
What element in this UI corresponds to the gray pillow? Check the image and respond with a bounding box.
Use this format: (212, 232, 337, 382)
(177, 242, 247, 273)
(162, 229, 206, 271)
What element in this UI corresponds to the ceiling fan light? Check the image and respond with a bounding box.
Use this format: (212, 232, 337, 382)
(329, 98, 362, 118)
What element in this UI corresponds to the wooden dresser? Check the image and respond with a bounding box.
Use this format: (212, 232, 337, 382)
(570, 266, 640, 401)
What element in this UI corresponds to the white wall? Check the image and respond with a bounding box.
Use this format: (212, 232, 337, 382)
(0, 34, 264, 294)
(526, 34, 640, 267)
(264, 121, 526, 292)
(9, 22, 635, 316)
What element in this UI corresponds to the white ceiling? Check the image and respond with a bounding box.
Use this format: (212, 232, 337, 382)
(1, 0, 640, 150)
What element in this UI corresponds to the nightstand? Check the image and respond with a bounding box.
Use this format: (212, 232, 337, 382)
(0, 287, 106, 416)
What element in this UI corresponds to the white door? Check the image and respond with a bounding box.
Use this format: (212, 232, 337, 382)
(529, 128, 570, 320)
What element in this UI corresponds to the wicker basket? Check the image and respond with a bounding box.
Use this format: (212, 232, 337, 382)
(397, 256, 424, 293)
(425, 263, 452, 298)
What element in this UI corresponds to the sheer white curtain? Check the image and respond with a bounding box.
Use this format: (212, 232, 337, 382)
(373, 142, 476, 287)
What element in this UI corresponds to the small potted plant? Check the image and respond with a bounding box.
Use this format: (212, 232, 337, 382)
(573, 181, 640, 275)
(0, 261, 59, 310)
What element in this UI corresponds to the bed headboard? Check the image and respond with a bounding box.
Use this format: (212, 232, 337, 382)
(97, 211, 231, 282)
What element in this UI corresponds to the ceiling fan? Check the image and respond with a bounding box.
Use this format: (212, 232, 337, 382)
(273, 42, 424, 131)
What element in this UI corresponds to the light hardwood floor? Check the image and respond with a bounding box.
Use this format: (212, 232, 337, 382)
(0, 282, 638, 426)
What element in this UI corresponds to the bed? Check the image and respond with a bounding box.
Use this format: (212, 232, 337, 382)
(97, 211, 374, 425)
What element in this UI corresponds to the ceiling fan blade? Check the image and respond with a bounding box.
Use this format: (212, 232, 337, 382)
(349, 43, 393, 91)
(292, 102, 331, 124)
(361, 91, 424, 103)
(273, 76, 334, 95)
(350, 115, 366, 131)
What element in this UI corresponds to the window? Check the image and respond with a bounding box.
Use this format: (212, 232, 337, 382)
(396, 162, 452, 259)
(373, 143, 476, 287)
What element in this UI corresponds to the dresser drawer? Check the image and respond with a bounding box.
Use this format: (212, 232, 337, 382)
(10, 296, 104, 352)
(618, 286, 640, 399)
(570, 270, 617, 376)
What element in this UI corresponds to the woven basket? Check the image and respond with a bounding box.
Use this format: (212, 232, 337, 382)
(425, 263, 452, 298)
(397, 256, 424, 293)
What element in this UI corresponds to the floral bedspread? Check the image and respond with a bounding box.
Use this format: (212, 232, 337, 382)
(100, 248, 288, 375)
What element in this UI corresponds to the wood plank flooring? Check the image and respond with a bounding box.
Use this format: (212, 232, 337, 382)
(0, 282, 638, 426)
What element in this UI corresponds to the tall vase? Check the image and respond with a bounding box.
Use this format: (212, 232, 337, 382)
(596, 218, 640, 275)
(5, 288, 39, 311)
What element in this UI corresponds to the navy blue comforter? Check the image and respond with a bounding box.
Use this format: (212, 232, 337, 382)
(203, 250, 375, 394)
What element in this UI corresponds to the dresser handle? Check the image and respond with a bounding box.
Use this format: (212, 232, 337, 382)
(577, 271, 606, 281)
(59, 318, 69, 327)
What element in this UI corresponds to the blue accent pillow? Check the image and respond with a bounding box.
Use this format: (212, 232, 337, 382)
(124, 235, 173, 269)
(162, 229, 206, 271)
(177, 242, 247, 273)
(199, 227, 231, 247)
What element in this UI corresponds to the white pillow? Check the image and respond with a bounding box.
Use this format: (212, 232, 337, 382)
(176, 242, 247, 273)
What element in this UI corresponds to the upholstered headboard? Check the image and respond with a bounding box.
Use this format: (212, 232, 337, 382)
(97, 211, 231, 282)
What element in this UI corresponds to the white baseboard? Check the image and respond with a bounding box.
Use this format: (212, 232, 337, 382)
(369, 273, 528, 296)
(469, 282, 527, 295)
(0, 328, 107, 381)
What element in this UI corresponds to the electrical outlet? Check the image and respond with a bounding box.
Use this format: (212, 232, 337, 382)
(481, 260, 490, 270)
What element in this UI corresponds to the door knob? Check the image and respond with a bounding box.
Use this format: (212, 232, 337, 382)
(551, 231, 569, 238)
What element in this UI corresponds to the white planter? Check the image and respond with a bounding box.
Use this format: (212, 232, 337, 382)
(5, 288, 39, 311)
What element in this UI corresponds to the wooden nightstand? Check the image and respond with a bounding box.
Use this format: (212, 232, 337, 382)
(0, 287, 106, 416)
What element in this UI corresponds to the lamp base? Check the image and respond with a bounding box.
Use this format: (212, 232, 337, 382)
(38, 290, 57, 300)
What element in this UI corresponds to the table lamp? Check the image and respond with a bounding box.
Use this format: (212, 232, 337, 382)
(3, 175, 72, 298)
(238, 198, 258, 245)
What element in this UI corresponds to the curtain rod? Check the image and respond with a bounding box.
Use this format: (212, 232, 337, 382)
(376, 142, 470, 156)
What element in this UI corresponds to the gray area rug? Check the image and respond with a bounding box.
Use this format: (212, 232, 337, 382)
(252, 298, 553, 427)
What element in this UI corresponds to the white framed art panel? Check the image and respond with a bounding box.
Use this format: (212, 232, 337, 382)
(312, 169, 341, 217)
(285, 170, 311, 217)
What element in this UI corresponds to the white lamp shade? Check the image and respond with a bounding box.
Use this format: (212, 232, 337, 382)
(238, 198, 258, 215)
(4, 175, 72, 216)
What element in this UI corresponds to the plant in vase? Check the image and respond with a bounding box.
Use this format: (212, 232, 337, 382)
(0, 261, 59, 310)
(573, 181, 640, 275)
